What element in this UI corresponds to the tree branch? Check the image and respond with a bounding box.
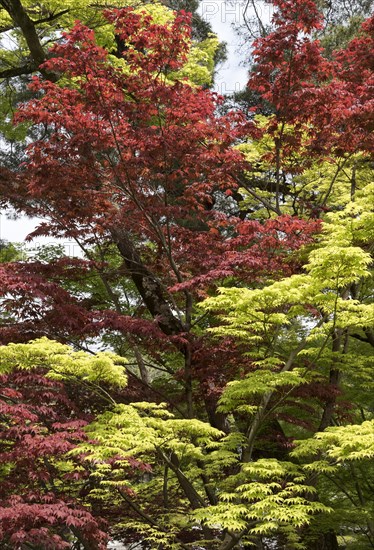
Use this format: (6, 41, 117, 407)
(32, 9, 70, 25)
(157, 449, 206, 510)
(0, 63, 38, 79)
(0, 0, 46, 66)
(111, 227, 186, 336)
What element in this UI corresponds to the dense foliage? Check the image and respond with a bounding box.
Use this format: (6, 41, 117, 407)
(0, 0, 373, 548)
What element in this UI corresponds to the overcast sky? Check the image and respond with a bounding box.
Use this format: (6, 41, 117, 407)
(200, 0, 249, 95)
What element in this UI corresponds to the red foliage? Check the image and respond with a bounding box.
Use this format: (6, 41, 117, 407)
(13, 13, 248, 243)
(0, 495, 107, 550)
(0, 7, 321, 350)
(169, 216, 320, 293)
(0, 370, 108, 548)
(249, 0, 374, 156)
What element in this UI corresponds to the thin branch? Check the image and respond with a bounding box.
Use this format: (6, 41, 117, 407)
(32, 9, 70, 25)
(116, 487, 191, 550)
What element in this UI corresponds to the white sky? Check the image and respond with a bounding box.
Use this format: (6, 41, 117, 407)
(0, 0, 270, 248)
(0, 215, 41, 243)
(199, 0, 249, 95)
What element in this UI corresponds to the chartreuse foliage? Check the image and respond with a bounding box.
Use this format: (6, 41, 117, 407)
(291, 422, 374, 549)
(293, 420, 374, 464)
(71, 403, 226, 547)
(203, 181, 373, 345)
(0, 336, 127, 388)
(194, 459, 329, 544)
(0, 0, 129, 48)
(200, 181, 374, 547)
(203, 183, 373, 416)
(0, 340, 330, 547)
(71, 402, 330, 548)
(238, 115, 373, 218)
(2, 338, 329, 548)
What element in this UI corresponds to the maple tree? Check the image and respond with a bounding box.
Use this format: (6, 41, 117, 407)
(0, 0, 217, 78)
(0, 0, 373, 548)
(0, 338, 128, 549)
(0, 0, 222, 172)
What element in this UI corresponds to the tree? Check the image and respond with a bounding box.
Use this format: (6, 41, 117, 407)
(0, 0, 218, 79)
(0, 337, 127, 549)
(0, 0, 222, 170)
(231, 0, 374, 122)
(0, 0, 373, 548)
(203, 181, 374, 546)
(201, 1, 374, 546)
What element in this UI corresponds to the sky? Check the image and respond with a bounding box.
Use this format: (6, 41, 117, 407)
(199, 0, 249, 95)
(0, 0, 271, 251)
